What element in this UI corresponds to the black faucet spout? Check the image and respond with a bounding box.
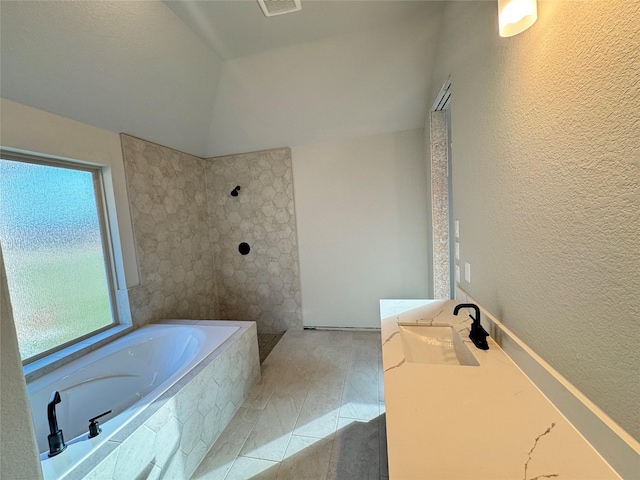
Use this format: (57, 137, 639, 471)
(453, 303, 489, 350)
(47, 391, 66, 457)
(47, 391, 61, 434)
(453, 303, 480, 322)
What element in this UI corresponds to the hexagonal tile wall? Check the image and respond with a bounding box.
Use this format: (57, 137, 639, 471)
(205, 148, 303, 333)
(121, 134, 218, 326)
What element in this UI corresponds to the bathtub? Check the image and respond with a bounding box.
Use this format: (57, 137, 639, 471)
(28, 320, 260, 480)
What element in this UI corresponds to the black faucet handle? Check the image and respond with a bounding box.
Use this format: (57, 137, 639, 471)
(88, 410, 112, 439)
(469, 322, 490, 350)
(89, 410, 112, 423)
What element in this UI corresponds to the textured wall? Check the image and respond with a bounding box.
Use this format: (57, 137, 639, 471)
(0, 245, 43, 479)
(429, 1, 640, 439)
(204, 149, 302, 333)
(122, 135, 218, 326)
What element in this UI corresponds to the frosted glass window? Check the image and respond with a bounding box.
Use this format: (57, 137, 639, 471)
(0, 156, 116, 362)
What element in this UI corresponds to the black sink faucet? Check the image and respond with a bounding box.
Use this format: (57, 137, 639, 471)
(47, 391, 66, 457)
(453, 303, 489, 350)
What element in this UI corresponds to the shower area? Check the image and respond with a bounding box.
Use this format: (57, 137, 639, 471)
(121, 135, 303, 337)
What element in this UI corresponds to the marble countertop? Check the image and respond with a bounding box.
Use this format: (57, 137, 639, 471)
(380, 299, 620, 480)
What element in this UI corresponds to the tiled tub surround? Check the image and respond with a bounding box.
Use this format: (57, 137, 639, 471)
(39, 320, 259, 480)
(204, 148, 302, 333)
(31, 324, 237, 459)
(380, 299, 621, 479)
(121, 134, 219, 327)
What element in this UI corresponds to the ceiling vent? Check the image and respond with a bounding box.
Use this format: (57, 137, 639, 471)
(257, 0, 302, 17)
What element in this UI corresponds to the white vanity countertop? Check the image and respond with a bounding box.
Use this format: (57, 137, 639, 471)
(380, 299, 620, 480)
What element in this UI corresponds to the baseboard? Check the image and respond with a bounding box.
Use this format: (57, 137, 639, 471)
(304, 326, 382, 332)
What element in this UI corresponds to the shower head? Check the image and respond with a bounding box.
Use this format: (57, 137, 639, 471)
(230, 186, 241, 197)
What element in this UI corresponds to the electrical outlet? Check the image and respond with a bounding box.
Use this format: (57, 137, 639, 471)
(464, 262, 471, 282)
(455, 265, 460, 283)
(455, 220, 460, 238)
(455, 242, 460, 260)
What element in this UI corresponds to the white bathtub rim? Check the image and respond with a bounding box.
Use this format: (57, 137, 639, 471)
(24, 324, 135, 383)
(110, 320, 251, 444)
(31, 323, 234, 454)
(39, 319, 256, 480)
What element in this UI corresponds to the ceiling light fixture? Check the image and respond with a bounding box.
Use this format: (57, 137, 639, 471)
(498, 0, 537, 37)
(257, 0, 302, 18)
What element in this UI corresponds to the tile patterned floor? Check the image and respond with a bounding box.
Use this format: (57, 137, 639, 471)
(192, 329, 388, 480)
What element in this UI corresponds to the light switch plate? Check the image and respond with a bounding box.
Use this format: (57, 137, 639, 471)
(464, 262, 471, 282)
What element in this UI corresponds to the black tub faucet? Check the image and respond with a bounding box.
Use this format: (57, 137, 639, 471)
(47, 391, 66, 457)
(88, 410, 112, 438)
(453, 303, 489, 350)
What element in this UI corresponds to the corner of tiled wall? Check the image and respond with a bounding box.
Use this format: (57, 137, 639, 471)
(204, 148, 303, 333)
(120, 135, 303, 333)
(120, 134, 219, 327)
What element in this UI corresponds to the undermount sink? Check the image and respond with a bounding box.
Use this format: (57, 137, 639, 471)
(398, 323, 479, 366)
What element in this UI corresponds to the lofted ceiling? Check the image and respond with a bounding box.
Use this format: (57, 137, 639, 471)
(163, 0, 446, 156)
(0, 1, 445, 157)
(164, 0, 443, 60)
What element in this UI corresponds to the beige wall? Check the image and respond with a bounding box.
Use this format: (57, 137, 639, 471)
(0, 245, 43, 479)
(429, 1, 639, 440)
(292, 130, 431, 328)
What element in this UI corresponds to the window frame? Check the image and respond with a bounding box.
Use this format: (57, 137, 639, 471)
(0, 149, 122, 365)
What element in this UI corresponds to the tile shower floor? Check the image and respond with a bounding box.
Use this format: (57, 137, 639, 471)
(257, 333, 285, 364)
(192, 329, 388, 480)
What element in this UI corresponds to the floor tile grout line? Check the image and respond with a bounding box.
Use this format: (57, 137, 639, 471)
(272, 337, 322, 480)
(291, 341, 332, 478)
(239, 333, 320, 467)
(219, 410, 264, 480)
(327, 339, 357, 479)
(274, 335, 329, 478)
(338, 339, 380, 422)
(226, 370, 276, 476)
(283, 341, 328, 461)
(221, 455, 237, 480)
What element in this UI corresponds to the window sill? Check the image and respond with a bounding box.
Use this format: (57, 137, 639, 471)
(24, 325, 135, 383)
